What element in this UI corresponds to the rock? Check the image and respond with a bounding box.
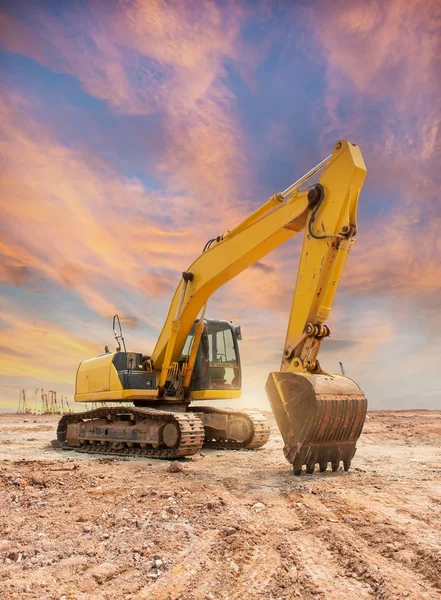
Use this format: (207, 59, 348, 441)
(13, 478, 23, 486)
(167, 462, 184, 473)
(88, 562, 119, 584)
(116, 511, 131, 521)
(83, 524, 92, 533)
(252, 502, 266, 512)
(224, 527, 238, 537)
(147, 571, 159, 579)
(230, 561, 240, 574)
(30, 473, 47, 487)
(154, 559, 163, 569)
(189, 454, 203, 461)
(160, 492, 174, 499)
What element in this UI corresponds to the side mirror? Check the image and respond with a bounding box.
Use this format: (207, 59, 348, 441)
(234, 325, 242, 341)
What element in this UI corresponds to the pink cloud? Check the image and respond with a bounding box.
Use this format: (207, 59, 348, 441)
(0, 1, 255, 223)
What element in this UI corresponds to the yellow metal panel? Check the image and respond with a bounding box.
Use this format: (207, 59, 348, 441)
(282, 141, 366, 369)
(74, 389, 158, 403)
(191, 390, 242, 400)
(75, 360, 89, 395)
(109, 364, 123, 391)
(75, 353, 123, 397)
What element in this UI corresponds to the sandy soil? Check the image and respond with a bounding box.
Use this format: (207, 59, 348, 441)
(0, 410, 440, 600)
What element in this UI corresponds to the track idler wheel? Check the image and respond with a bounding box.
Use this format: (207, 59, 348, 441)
(265, 371, 367, 475)
(162, 422, 181, 448)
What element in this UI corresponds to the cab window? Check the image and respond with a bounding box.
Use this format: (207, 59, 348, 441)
(206, 322, 240, 389)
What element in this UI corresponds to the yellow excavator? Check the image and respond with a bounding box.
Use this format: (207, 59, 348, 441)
(54, 140, 367, 475)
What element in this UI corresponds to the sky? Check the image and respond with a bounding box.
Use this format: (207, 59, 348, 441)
(0, 0, 440, 412)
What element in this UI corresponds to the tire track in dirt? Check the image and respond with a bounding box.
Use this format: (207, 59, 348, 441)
(290, 493, 439, 599)
(316, 494, 441, 592)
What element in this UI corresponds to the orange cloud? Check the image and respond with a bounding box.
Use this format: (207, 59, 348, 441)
(292, 0, 441, 312)
(302, 0, 441, 152)
(0, 301, 101, 383)
(0, 92, 207, 323)
(0, 1, 254, 224)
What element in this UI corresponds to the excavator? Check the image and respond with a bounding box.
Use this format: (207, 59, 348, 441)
(54, 140, 367, 475)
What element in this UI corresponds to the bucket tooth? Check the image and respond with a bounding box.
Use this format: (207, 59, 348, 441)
(265, 371, 367, 474)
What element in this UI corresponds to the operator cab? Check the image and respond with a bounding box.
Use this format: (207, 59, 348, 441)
(181, 319, 242, 392)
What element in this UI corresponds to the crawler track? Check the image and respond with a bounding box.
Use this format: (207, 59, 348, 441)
(191, 407, 270, 450)
(53, 407, 204, 459)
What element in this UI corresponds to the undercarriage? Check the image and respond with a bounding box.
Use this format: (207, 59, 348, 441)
(53, 405, 270, 458)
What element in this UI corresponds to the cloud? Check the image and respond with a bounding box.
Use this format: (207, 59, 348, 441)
(0, 1, 255, 222)
(290, 0, 441, 318)
(0, 92, 203, 325)
(320, 339, 360, 353)
(0, 0, 440, 412)
(0, 345, 31, 359)
(250, 261, 275, 274)
(0, 301, 101, 383)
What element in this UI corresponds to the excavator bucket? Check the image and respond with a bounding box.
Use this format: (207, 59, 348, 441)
(265, 372, 367, 474)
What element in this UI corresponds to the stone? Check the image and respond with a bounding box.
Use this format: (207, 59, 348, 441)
(147, 571, 159, 579)
(252, 502, 266, 512)
(160, 492, 174, 499)
(88, 562, 119, 584)
(8, 551, 20, 562)
(167, 462, 184, 473)
(30, 473, 47, 487)
(230, 561, 240, 574)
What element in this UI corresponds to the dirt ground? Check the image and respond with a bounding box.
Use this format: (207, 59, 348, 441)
(0, 410, 440, 600)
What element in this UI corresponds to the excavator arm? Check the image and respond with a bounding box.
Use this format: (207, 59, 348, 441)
(152, 140, 368, 474)
(153, 140, 365, 377)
